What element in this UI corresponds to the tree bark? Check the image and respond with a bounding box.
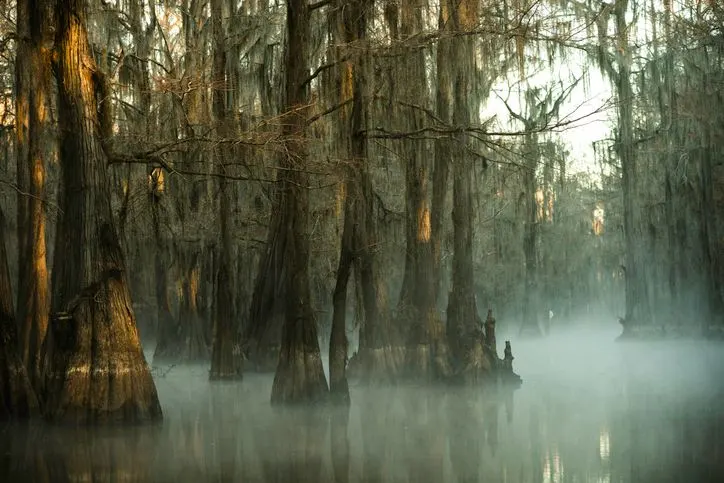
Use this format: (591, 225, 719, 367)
(15, 0, 52, 392)
(329, 194, 353, 402)
(614, 0, 652, 335)
(43, 0, 162, 423)
(270, 0, 328, 404)
(0, 207, 39, 419)
(393, 0, 451, 381)
(149, 192, 178, 365)
(443, 0, 495, 381)
(209, 0, 243, 380)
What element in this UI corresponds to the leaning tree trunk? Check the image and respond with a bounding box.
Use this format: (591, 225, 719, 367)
(209, 0, 243, 380)
(0, 207, 39, 420)
(42, 0, 162, 423)
(15, 0, 52, 393)
(329, 193, 353, 402)
(270, 0, 329, 404)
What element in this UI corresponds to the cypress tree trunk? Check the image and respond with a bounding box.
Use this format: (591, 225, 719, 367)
(0, 207, 39, 419)
(444, 0, 495, 380)
(270, 0, 328, 404)
(149, 188, 178, 364)
(209, 0, 243, 380)
(329, 195, 353, 401)
(177, 249, 210, 362)
(393, 0, 451, 381)
(519, 133, 542, 337)
(430, 1, 452, 308)
(614, 0, 652, 335)
(43, 0, 162, 423)
(15, 0, 52, 392)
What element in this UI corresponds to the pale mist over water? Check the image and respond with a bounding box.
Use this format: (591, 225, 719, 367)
(2, 322, 723, 482)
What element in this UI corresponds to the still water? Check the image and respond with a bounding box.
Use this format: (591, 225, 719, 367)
(2, 325, 724, 482)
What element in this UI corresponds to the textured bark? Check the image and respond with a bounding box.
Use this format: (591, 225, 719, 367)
(343, 0, 397, 382)
(394, 0, 451, 381)
(443, 0, 494, 381)
(209, 0, 243, 380)
(244, 199, 285, 371)
(0, 208, 39, 420)
(270, 0, 328, 404)
(149, 192, 178, 364)
(430, 0, 452, 307)
(43, 0, 162, 424)
(177, 250, 211, 362)
(15, 0, 52, 392)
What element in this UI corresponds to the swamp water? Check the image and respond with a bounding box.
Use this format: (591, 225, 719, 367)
(1, 324, 723, 482)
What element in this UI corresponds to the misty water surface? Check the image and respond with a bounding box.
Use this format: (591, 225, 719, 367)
(2, 323, 723, 482)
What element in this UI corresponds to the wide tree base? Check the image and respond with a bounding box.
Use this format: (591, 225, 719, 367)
(271, 345, 328, 405)
(454, 339, 495, 385)
(403, 343, 453, 382)
(0, 316, 39, 420)
(44, 296, 163, 425)
(209, 341, 244, 381)
(347, 346, 403, 382)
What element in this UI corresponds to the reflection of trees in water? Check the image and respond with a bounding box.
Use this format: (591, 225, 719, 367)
(254, 408, 327, 482)
(330, 406, 350, 483)
(4, 425, 159, 482)
(1, 376, 521, 483)
(401, 387, 446, 482)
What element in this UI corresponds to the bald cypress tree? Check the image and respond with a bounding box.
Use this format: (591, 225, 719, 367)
(42, 0, 162, 423)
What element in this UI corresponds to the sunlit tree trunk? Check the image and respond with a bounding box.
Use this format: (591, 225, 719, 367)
(43, 0, 162, 423)
(15, 0, 52, 392)
(270, 0, 329, 404)
(0, 207, 39, 419)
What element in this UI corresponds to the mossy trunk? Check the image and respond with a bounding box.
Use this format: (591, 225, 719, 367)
(394, 0, 451, 381)
(270, 0, 328, 404)
(42, 0, 162, 424)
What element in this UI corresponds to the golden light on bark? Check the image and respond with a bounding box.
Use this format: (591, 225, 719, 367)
(417, 205, 431, 242)
(148, 167, 165, 195)
(593, 203, 605, 236)
(459, 0, 479, 30)
(189, 266, 199, 313)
